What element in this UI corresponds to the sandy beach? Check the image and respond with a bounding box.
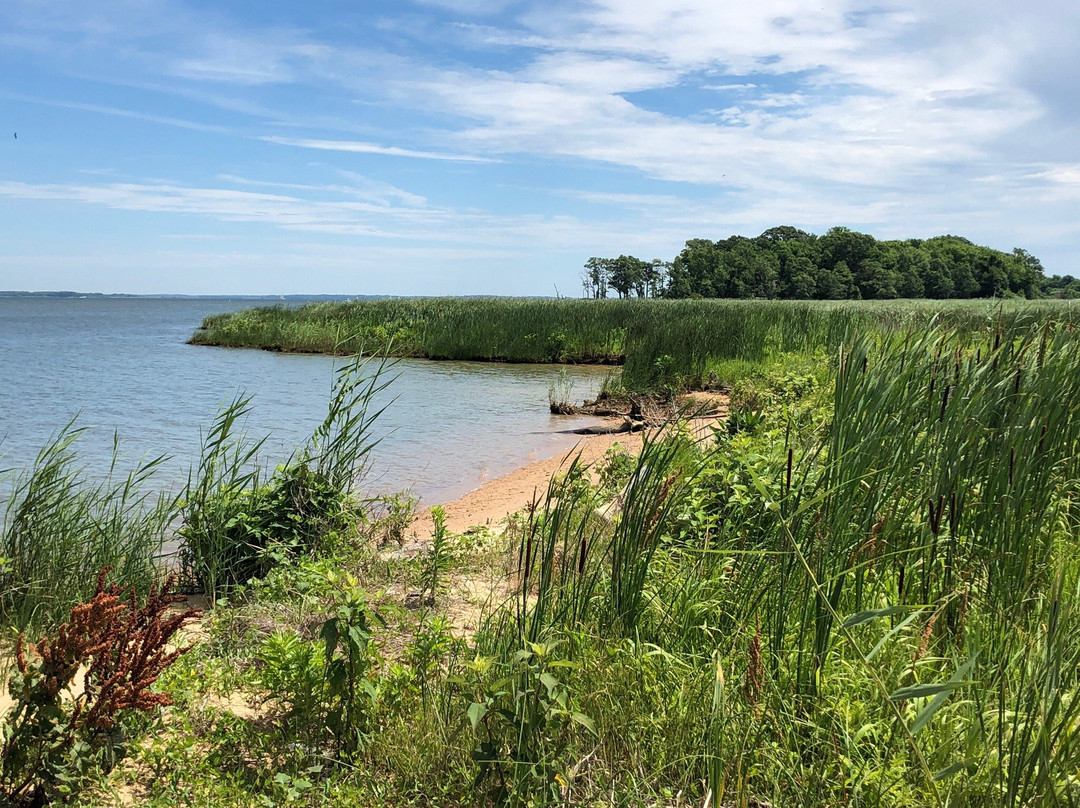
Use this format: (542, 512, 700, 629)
(407, 426, 645, 538)
(408, 394, 728, 539)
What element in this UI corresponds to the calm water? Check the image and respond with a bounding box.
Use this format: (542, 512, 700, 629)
(0, 297, 610, 505)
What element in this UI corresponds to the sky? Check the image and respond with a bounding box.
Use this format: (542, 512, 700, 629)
(1, 0, 1078, 295)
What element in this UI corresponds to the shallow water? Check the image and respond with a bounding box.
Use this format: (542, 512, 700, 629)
(0, 297, 611, 505)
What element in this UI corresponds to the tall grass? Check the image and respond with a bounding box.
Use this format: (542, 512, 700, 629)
(0, 421, 175, 633)
(179, 354, 392, 600)
(191, 297, 1080, 392)
(465, 315, 1080, 805)
(0, 353, 393, 630)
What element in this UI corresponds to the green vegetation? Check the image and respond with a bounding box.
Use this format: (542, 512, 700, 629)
(192, 296, 1079, 392)
(4, 303, 1080, 805)
(584, 226, 1063, 300)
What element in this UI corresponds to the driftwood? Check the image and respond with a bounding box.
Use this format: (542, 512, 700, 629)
(573, 417, 645, 435)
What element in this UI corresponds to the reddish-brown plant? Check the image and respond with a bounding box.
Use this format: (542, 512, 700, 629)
(3, 569, 197, 805)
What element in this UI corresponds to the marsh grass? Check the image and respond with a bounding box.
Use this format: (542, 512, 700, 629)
(179, 354, 393, 601)
(448, 315, 1080, 805)
(0, 421, 174, 633)
(191, 297, 1080, 393)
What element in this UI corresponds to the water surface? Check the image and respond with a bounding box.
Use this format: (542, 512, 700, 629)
(0, 297, 610, 505)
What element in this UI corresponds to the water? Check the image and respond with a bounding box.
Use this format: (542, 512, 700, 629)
(0, 297, 611, 505)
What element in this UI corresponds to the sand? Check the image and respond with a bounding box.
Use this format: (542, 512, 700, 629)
(408, 426, 644, 538)
(408, 395, 727, 540)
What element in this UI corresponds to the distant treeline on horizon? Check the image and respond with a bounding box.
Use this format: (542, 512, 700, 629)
(583, 226, 1080, 301)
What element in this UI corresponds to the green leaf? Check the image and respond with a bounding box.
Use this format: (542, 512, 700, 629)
(932, 761, 967, 781)
(571, 712, 597, 735)
(890, 681, 967, 702)
(909, 657, 977, 735)
(467, 702, 488, 732)
(867, 610, 925, 661)
(540, 672, 560, 694)
(348, 624, 369, 651)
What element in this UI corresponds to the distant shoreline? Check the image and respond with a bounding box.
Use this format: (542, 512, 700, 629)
(0, 291, 384, 300)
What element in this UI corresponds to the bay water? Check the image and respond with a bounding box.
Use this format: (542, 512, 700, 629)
(0, 297, 610, 506)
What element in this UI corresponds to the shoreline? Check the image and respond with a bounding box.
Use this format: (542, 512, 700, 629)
(407, 394, 728, 539)
(407, 422, 646, 538)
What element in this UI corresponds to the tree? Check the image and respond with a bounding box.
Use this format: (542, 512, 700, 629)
(608, 255, 649, 298)
(644, 260, 670, 298)
(581, 257, 610, 299)
(816, 260, 857, 300)
(858, 258, 899, 299)
(755, 225, 814, 245)
(820, 227, 876, 275)
(667, 239, 724, 298)
(605, 227, 1046, 301)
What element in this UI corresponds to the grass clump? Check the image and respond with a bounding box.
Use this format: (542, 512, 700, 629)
(179, 354, 391, 601)
(0, 423, 174, 634)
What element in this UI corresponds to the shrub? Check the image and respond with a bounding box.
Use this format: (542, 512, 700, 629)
(255, 579, 382, 761)
(180, 354, 390, 600)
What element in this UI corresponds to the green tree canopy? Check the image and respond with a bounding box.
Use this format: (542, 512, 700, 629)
(582, 227, 1047, 301)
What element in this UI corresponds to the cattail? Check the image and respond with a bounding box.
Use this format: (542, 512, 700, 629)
(577, 533, 588, 576)
(785, 447, 793, 494)
(867, 513, 886, 560)
(939, 385, 950, 421)
(521, 499, 538, 583)
(914, 614, 937, 662)
(522, 528, 534, 584)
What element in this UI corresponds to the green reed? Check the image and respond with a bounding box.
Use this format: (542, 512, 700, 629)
(191, 298, 1080, 393)
(0, 422, 175, 633)
(466, 315, 1080, 805)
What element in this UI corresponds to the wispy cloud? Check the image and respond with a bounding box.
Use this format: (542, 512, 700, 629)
(262, 136, 499, 163)
(0, 91, 234, 134)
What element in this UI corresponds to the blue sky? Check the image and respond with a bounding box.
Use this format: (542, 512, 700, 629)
(1, 0, 1078, 294)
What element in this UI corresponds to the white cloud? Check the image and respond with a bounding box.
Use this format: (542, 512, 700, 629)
(263, 136, 499, 163)
(2, 0, 1079, 286)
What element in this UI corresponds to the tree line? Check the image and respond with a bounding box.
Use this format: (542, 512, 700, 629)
(582, 226, 1079, 300)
